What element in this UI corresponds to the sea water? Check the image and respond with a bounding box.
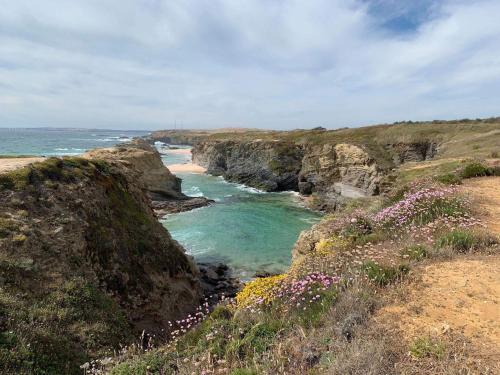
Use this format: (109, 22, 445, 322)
(160, 150, 322, 279)
(0, 128, 322, 279)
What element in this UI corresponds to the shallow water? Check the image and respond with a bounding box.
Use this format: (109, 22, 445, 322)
(160, 150, 322, 279)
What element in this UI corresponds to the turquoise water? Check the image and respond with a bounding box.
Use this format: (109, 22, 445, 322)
(160, 150, 322, 279)
(0, 129, 322, 279)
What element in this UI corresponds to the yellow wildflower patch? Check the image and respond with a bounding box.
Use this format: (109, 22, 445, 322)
(236, 274, 287, 308)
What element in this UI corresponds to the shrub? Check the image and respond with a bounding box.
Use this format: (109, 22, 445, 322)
(409, 337, 445, 359)
(460, 162, 491, 178)
(361, 261, 409, 286)
(401, 244, 428, 261)
(489, 151, 498, 158)
(436, 230, 477, 252)
(434, 173, 462, 185)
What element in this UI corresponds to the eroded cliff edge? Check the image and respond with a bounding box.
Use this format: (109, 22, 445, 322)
(0, 144, 203, 373)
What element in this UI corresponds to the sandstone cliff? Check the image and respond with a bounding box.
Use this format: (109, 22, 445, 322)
(0, 155, 201, 373)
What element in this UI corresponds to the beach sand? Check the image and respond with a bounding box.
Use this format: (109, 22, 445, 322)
(0, 157, 45, 173)
(167, 163, 206, 173)
(166, 149, 192, 155)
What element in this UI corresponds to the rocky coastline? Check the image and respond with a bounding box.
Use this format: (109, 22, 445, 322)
(192, 139, 436, 211)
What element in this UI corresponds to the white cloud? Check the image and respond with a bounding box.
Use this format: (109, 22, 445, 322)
(0, 0, 499, 129)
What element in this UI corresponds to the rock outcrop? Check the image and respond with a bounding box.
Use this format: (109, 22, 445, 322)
(193, 140, 303, 191)
(192, 139, 436, 211)
(85, 139, 212, 214)
(85, 139, 184, 200)
(0, 156, 202, 373)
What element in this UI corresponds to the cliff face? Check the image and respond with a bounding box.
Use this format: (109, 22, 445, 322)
(0, 155, 201, 373)
(193, 140, 303, 191)
(85, 139, 184, 200)
(193, 139, 436, 210)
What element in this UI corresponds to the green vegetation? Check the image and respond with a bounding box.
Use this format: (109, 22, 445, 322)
(434, 172, 462, 185)
(435, 230, 478, 253)
(361, 261, 409, 286)
(401, 244, 428, 261)
(409, 337, 445, 359)
(0, 157, 105, 190)
(0, 275, 132, 375)
(460, 161, 493, 178)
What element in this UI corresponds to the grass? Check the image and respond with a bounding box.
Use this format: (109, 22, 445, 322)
(435, 230, 478, 253)
(434, 172, 462, 185)
(361, 261, 410, 286)
(401, 244, 428, 261)
(409, 337, 446, 359)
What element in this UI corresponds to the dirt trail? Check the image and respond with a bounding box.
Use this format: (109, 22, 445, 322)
(376, 177, 500, 371)
(0, 157, 45, 174)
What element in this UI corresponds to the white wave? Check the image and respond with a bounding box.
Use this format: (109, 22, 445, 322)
(54, 148, 69, 151)
(184, 185, 204, 197)
(233, 183, 265, 194)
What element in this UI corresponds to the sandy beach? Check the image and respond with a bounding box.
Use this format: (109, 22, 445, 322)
(0, 157, 45, 173)
(165, 148, 192, 155)
(167, 163, 206, 173)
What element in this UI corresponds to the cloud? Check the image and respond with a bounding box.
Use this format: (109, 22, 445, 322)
(0, 0, 499, 129)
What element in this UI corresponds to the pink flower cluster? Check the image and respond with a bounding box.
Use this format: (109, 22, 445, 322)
(373, 186, 466, 229)
(276, 272, 340, 311)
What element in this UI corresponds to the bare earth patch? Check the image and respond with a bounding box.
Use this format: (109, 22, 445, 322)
(374, 177, 500, 372)
(0, 157, 45, 173)
(461, 176, 500, 235)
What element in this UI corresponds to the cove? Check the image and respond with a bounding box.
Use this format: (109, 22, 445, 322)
(159, 149, 322, 279)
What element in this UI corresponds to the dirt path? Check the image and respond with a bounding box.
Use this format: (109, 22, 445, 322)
(375, 177, 500, 372)
(0, 157, 45, 174)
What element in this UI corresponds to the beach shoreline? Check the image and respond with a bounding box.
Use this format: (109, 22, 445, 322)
(167, 163, 206, 173)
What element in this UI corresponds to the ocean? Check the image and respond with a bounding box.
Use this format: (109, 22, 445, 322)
(0, 128, 321, 278)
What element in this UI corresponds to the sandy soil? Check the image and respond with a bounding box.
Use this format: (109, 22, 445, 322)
(167, 163, 206, 173)
(0, 157, 45, 173)
(375, 176, 500, 370)
(376, 256, 500, 357)
(462, 176, 500, 234)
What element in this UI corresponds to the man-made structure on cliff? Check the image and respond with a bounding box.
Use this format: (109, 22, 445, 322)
(0, 141, 205, 373)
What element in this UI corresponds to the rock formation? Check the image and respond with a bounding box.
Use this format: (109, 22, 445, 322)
(192, 138, 436, 210)
(86, 139, 212, 214)
(0, 154, 202, 373)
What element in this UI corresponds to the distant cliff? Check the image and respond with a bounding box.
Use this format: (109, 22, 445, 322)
(0, 147, 202, 373)
(193, 138, 436, 210)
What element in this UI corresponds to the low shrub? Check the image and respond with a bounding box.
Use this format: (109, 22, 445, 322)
(434, 173, 462, 185)
(361, 261, 409, 286)
(409, 336, 445, 359)
(460, 162, 491, 178)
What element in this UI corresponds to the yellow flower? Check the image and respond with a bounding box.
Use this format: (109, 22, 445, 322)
(236, 274, 287, 308)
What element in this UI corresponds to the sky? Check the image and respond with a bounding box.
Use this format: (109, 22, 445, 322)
(0, 0, 499, 130)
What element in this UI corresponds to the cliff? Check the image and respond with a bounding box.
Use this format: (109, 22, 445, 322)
(192, 138, 436, 210)
(84, 139, 184, 200)
(0, 154, 202, 373)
